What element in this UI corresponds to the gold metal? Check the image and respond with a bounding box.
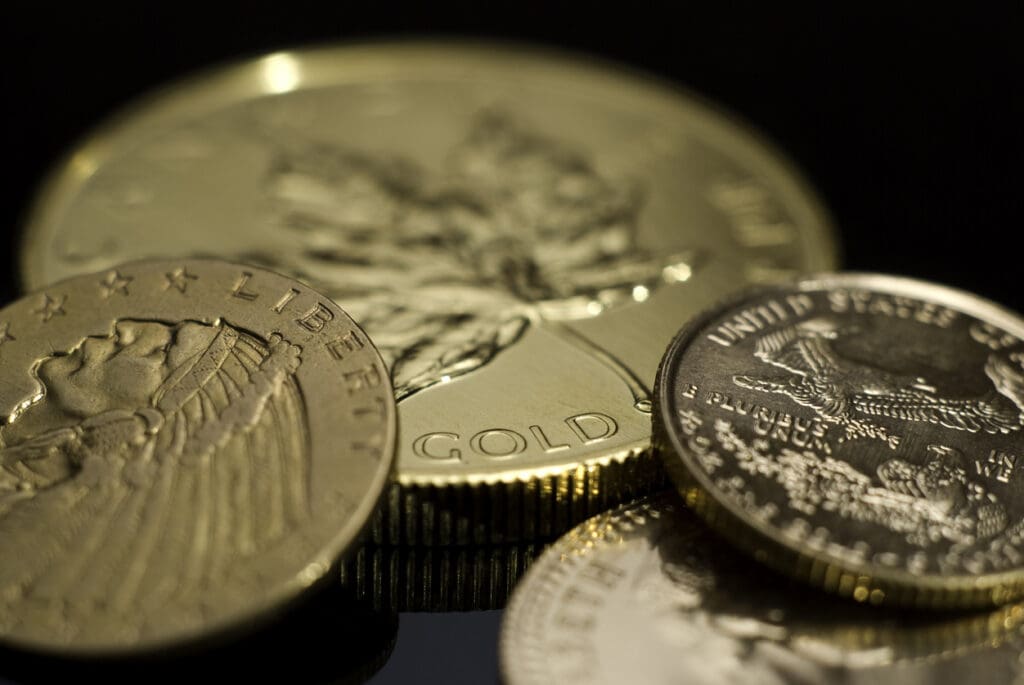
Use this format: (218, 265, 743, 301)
(341, 542, 543, 612)
(0, 259, 396, 654)
(501, 492, 1024, 684)
(19, 41, 838, 543)
(656, 274, 1024, 608)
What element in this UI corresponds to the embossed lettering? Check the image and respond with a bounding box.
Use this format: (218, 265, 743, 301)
(976, 449, 1018, 483)
(706, 297, 808, 346)
(352, 432, 384, 460)
(273, 288, 300, 313)
(296, 303, 334, 332)
(529, 425, 570, 453)
(412, 433, 461, 460)
(326, 331, 365, 360)
(470, 429, 527, 457)
(565, 413, 618, 444)
(828, 288, 957, 327)
(970, 321, 1022, 351)
(708, 178, 796, 248)
(352, 397, 388, 422)
(231, 272, 259, 301)
(343, 365, 383, 394)
(412, 411, 622, 460)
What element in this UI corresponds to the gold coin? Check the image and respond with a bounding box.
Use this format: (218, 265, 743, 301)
(341, 542, 543, 612)
(500, 492, 1024, 685)
(656, 274, 1024, 608)
(19, 41, 838, 544)
(0, 259, 396, 654)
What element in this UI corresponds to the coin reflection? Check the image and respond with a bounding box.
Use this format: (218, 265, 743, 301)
(0, 582, 398, 684)
(501, 492, 1024, 684)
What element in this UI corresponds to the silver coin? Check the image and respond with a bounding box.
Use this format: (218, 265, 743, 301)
(656, 273, 1024, 607)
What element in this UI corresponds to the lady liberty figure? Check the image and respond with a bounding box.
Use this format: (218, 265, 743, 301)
(0, 319, 307, 642)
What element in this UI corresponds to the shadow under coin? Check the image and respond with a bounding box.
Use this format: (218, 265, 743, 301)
(0, 582, 398, 685)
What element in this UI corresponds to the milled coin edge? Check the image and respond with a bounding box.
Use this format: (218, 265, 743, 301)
(654, 273, 1024, 609)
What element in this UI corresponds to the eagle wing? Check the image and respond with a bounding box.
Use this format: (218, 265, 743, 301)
(753, 327, 842, 378)
(852, 388, 1021, 434)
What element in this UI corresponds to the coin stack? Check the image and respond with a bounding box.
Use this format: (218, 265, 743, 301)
(1, 41, 1022, 683)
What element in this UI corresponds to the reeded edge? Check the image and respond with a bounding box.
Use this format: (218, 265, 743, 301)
(17, 36, 838, 290)
(373, 441, 664, 545)
(0, 257, 399, 658)
(340, 541, 544, 612)
(655, 271, 1024, 609)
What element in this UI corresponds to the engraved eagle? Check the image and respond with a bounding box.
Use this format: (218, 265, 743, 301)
(732, 317, 1024, 446)
(250, 110, 693, 403)
(0, 320, 308, 642)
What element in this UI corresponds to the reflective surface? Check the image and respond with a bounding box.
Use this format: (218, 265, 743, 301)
(0, 260, 396, 653)
(18, 41, 837, 543)
(501, 492, 1024, 684)
(0, 583, 398, 684)
(657, 274, 1024, 607)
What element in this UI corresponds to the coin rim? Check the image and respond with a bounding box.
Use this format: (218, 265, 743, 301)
(655, 272, 1024, 607)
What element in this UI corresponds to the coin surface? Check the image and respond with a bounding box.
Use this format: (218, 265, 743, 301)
(20, 41, 837, 543)
(0, 259, 396, 653)
(500, 492, 1024, 685)
(656, 273, 1024, 608)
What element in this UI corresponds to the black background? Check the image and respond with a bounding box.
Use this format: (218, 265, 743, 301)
(0, 3, 1021, 683)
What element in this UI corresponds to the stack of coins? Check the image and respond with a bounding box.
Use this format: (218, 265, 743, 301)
(2, 40, 1021, 683)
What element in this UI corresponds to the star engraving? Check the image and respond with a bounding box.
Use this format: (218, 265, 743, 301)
(0, 321, 14, 346)
(34, 294, 67, 322)
(164, 267, 198, 293)
(99, 270, 133, 297)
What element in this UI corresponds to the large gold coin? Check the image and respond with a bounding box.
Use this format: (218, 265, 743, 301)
(501, 492, 1024, 685)
(0, 259, 395, 654)
(656, 274, 1024, 608)
(19, 42, 837, 544)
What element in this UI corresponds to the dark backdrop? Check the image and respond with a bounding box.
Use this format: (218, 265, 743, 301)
(0, 3, 1021, 683)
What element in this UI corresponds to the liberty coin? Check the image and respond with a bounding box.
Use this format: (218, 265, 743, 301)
(501, 492, 1024, 685)
(19, 41, 837, 543)
(656, 273, 1024, 607)
(0, 259, 396, 654)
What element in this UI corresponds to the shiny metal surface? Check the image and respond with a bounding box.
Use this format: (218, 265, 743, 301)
(656, 274, 1024, 607)
(501, 492, 1024, 684)
(20, 42, 838, 543)
(0, 259, 396, 654)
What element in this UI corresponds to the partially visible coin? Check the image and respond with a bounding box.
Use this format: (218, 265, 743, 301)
(500, 492, 1024, 685)
(0, 259, 396, 654)
(655, 273, 1024, 608)
(20, 41, 837, 543)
